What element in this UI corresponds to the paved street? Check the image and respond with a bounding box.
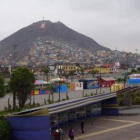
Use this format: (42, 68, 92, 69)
(0, 88, 110, 111)
(53, 116, 140, 140)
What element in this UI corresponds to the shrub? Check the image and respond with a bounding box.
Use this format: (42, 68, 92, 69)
(66, 94, 69, 100)
(90, 93, 94, 96)
(133, 96, 140, 105)
(36, 103, 41, 107)
(0, 117, 11, 140)
(85, 93, 88, 97)
(118, 98, 124, 106)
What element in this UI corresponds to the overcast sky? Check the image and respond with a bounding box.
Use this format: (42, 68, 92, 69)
(0, 0, 140, 53)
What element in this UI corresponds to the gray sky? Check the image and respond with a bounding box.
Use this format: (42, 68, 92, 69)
(0, 0, 140, 53)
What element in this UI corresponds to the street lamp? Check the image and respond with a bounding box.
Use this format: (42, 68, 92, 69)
(124, 70, 127, 88)
(58, 65, 62, 102)
(12, 44, 17, 109)
(13, 45, 17, 67)
(100, 69, 101, 94)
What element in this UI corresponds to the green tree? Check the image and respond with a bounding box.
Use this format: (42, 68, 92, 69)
(62, 73, 69, 82)
(79, 66, 85, 76)
(9, 67, 35, 109)
(69, 70, 75, 82)
(137, 67, 140, 73)
(131, 68, 137, 73)
(0, 117, 11, 140)
(91, 69, 99, 78)
(42, 66, 50, 82)
(0, 72, 5, 98)
(49, 84, 56, 103)
(117, 78, 122, 83)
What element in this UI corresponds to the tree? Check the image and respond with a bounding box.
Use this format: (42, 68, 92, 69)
(9, 67, 35, 109)
(0, 72, 5, 98)
(62, 73, 69, 82)
(49, 84, 56, 103)
(69, 70, 75, 82)
(131, 68, 137, 73)
(117, 78, 122, 83)
(137, 67, 140, 73)
(91, 69, 99, 78)
(0, 117, 11, 140)
(79, 66, 85, 76)
(42, 66, 50, 82)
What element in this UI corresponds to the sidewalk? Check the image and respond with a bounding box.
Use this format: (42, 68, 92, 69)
(51, 116, 126, 140)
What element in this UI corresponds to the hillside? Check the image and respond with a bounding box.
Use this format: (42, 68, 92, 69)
(0, 20, 110, 66)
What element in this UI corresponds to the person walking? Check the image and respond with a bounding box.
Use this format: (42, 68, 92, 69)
(54, 129, 60, 140)
(69, 127, 74, 140)
(81, 120, 84, 133)
(59, 128, 65, 140)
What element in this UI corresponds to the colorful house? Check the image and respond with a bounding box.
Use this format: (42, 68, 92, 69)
(99, 77, 116, 88)
(93, 68, 110, 74)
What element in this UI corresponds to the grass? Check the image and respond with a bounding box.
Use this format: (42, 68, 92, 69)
(0, 111, 8, 116)
(0, 109, 20, 116)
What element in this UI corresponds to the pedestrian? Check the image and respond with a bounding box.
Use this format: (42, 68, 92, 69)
(54, 129, 60, 140)
(59, 128, 65, 140)
(69, 127, 74, 140)
(81, 120, 84, 133)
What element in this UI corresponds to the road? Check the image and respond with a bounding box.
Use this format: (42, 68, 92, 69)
(0, 88, 110, 111)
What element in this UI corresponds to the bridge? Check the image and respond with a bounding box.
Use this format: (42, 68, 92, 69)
(8, 86, 140, 140)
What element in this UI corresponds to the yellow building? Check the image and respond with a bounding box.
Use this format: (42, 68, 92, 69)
(111, 84, 123, 92)
(57, 63, 77, 74)
(93, 68, 110, 74)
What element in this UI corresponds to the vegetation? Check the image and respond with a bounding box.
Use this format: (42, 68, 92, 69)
(69, 70, 75, 82)
(62, 73, 70, 82)
(9, 67, 35, 109)
(42, 66, 50, 82)
(0, 72, 5, 98)
(91, 69, 99, 78)
(131, 68, 137, 73)
(78, 66, 85, 76)
(49, 84, 55, 102)
(118, 97, 124, 106)
(0, 117, 11, 140)
(116, 78, 127, 83)
(133, 96, 140, 105)
(137, 67, 140, 73)
(117, 91, 140, 106)
(66, 92, 70, 100)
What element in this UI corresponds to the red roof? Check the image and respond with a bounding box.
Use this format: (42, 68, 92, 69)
(101, 77, 116, 81)
(103, 63, 114, 68)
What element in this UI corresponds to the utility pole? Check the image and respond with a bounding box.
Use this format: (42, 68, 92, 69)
(58, 65, 61, 102)
(12, 44, 17, 110)
(13, 45, 17, 67)
(100, 69, 101, 94)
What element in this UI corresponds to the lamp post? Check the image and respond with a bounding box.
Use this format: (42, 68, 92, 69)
(100, 69, 101, 94)
(58, 65, 62, 102)
(13, 45, 17, 67)
(124, 70, 127, 88)
(12, 44, 17, 109)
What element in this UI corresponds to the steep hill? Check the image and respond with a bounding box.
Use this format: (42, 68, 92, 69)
(0, 20, 110, 65)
